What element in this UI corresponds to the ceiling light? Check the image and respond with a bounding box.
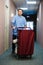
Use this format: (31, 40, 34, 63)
(27, 1, 37, 4)
(27, 16, 30, 18)
(20, 8, 28, 10)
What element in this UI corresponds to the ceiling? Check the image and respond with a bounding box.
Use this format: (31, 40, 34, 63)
(13, 0, 40, 15)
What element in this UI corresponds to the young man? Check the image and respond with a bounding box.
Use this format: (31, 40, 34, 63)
(12, 9, 27, 54)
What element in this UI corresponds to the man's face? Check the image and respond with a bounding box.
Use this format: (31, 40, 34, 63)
(18, 10, 23, 16)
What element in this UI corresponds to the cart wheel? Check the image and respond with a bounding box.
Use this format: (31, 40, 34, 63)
(17, 55, 21, 59)
(30, 55, 32, 59)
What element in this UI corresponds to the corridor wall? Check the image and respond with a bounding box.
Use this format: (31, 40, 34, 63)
(0, 0, 16, 55)
(0, 0, 5, 54)
(9, 0, 16, 46)
(37, 1, 43, 47)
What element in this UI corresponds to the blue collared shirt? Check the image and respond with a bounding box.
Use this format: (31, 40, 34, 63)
(12, 15, 27, 36)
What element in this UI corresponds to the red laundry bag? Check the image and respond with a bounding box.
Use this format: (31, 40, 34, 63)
(17, 30, 34, 56)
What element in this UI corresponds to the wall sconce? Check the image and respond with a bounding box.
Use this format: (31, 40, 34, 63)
(11, 13, 14, 17)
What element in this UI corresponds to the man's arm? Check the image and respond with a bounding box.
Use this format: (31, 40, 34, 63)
(11, 16, 16, 29)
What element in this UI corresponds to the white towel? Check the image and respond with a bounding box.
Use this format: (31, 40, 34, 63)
(13, 39, 18, 44)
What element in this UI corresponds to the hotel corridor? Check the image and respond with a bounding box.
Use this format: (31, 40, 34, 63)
(0, 0, 43, 65)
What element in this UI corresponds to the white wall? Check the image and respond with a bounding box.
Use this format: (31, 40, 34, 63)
(37, 1, 43, 47)
(0, 0, 16, 55)
(9, 0, 16, 46)
(0, 0, 5, 54)
(4, 0, 10, 51)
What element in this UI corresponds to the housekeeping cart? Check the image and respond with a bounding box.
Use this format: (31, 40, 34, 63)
(17, 27, 34, 58)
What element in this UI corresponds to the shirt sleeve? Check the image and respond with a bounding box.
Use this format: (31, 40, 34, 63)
(12, 16, 16, 26)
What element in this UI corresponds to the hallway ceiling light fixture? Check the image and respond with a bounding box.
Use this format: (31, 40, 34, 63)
(27, 1, 37, 4)
(20, 8, 28, 10)
(27, 16, 30, 18)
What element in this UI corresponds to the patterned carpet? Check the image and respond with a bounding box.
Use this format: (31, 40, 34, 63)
(0, 42, 43, 65)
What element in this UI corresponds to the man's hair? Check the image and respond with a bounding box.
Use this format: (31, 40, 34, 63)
(17, 9, 23, 12)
